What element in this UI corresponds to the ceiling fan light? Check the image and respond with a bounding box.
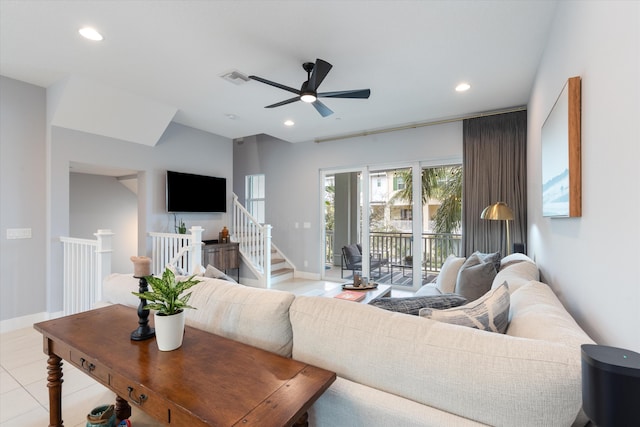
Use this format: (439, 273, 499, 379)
(79, 27, 103, 41)
(300, 93, 317, 103)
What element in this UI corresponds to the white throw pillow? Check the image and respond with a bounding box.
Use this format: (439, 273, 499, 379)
(204, 264, 237, 283)
(435, 255, 466, 294)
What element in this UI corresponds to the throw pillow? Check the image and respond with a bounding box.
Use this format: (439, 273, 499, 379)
(204, 264, 237, 283)
(419, 282, 510, 333)
(454, 253, 497, 302)
(369, 294, 468, 316)
(435, 255, 466, 294)
(343, 244, 362, 263)
(414, 284, 442, 297)
(475, 251, 502, 272)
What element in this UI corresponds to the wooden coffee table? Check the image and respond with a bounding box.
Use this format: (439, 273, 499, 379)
(322, 283, 391, 304)
(34, 304, 335, 427)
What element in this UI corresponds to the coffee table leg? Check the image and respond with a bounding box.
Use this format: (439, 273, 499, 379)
(47, 354, 63, 427)
(115, 395, 132, 422)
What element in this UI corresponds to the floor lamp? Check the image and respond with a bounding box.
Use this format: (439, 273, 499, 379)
(481, 202, 514, 255)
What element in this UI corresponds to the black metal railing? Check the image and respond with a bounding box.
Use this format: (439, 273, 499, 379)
(327, 231, 461, 274)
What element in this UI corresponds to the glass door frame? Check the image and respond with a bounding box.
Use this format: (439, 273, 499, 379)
(320, 158, 461, 291)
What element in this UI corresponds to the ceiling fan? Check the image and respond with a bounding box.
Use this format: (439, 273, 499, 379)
(249, 58, 371, 117)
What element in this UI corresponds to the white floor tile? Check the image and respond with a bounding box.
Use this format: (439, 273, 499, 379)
(0, 370, 21, 394)
(0, 405, 49, 427)
(0, 387, 43, 423)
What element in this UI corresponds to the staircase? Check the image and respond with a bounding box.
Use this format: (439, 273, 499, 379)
(232, 194, 295, 288)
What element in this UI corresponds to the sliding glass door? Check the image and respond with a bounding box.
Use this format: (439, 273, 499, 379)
(321, 162, 462, 291)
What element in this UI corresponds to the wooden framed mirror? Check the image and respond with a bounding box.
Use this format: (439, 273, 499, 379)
(541, 76, 582, 217)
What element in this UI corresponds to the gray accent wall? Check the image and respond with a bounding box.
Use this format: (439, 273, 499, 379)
(528, 1, 640, 351)
(69, 173, 138, 274)
(0, 77, 47, 321)
(48, 124, 232, 314)
(1, 75, 233, 321)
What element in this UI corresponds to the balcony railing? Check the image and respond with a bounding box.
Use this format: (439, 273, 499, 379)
(328, 231, 461, 274)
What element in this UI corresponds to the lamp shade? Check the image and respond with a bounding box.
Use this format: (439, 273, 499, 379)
(480, 202, 514, 221)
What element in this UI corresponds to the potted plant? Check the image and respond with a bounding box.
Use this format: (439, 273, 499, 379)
(132, 268, 201, 351)
(176, 218, 187, 234)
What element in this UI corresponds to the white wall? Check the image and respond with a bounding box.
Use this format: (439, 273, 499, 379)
(70, 173, 138, 274)
(233, 123, 462, 277)
(0, 77, 47, 321)
(527, 1, 640, 352)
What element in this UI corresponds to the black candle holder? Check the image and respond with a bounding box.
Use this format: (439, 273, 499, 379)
(130, 276, 155, 341)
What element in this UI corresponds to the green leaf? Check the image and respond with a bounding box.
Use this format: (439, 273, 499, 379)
(130, 267, 201, 315)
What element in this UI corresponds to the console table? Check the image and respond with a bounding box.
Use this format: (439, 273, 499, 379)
(34, 304, 335, 427)
(202, 241, 239, 281)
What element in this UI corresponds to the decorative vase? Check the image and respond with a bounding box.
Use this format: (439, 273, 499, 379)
(154, 310, 185, 351)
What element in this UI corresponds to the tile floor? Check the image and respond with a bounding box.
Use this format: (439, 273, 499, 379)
(0, 278, 412, 426)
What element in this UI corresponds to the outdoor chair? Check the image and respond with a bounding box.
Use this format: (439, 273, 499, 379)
(341, 243, 386, 278)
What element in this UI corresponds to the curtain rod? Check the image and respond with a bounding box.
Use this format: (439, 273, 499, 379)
(313, 105, 527, 143)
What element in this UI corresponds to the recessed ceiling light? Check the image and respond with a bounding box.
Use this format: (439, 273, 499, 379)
(79, 27, 103, 41)
(455, 83, 471, 92)
(284, 120, 295, 127)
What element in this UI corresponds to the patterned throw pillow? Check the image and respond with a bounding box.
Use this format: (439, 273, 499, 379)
(369, 294, 468, 316)
(419, 282, 510, 333)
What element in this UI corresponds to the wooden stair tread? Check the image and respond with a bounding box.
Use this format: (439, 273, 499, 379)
(271, 268, 293, 277)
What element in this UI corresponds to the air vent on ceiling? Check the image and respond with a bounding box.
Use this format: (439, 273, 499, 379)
(220, 70, 250, 85)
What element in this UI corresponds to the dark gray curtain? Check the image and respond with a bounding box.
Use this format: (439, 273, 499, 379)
(462, 110, 527, 256)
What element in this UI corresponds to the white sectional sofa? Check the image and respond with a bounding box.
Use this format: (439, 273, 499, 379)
(101, 253, 593, 426)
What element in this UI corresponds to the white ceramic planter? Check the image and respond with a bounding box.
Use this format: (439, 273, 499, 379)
(154, 310, 185, 351)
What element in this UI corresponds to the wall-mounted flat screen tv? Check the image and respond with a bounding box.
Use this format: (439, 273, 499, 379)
(166, 170, 226, 212)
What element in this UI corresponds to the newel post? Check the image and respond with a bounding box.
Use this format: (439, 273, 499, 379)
(190, 226, 204, 274)
(94, 229, 114, 302)
(264, 225, 272, 288)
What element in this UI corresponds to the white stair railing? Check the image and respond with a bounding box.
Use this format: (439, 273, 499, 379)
(60, 229, 113, 315)
(233, 193, 272, 287)
(148, 226, 203, 275)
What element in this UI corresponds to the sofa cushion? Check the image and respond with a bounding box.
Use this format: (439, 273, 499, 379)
(369, 294, 467, 316)
(434, 254, 466, 294)
(454, 252, 497, 301)
(343, 243, 362, 264)
(491, 255, 539, 293)
(290, 293, 588, 426)
(506, 281, 595, 347)
(499, 252, 532, 270)
(420, 282, 510, 333)
(185, 280, 295, 357)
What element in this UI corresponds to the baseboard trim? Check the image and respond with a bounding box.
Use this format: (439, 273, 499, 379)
(1, 311, 63, 333)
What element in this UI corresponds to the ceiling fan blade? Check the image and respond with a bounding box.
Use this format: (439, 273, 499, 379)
(249, 75, 300, 95)
(308, 59, 332, 91)
(318, 89, 371, 99)
(265, 96, 300, 108)
(312, 100, 334, 117)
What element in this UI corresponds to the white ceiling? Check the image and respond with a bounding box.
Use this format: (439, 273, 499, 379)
(0, 0, 557, 144)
